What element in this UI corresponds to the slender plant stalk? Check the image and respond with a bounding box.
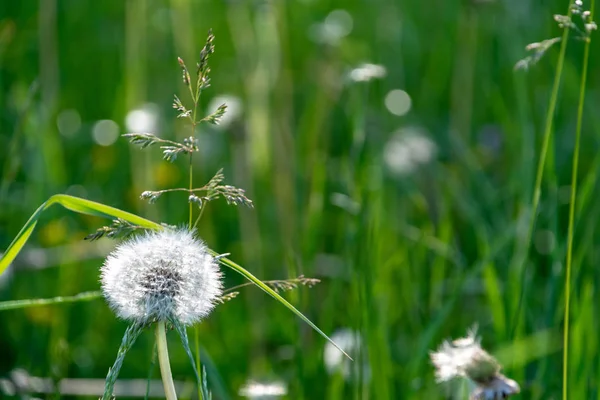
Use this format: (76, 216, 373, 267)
(189, 71, 205, 400)
(156, 321, 178, 400)
(189, 154, 194, 228)
(512, 0, 574, 335)
(563, 3, 594, 397)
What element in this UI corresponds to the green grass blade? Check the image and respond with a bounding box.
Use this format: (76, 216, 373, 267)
(1, 194, 346, 361)
(214, 253, 353, 361)
(0, 291, 102, 311)
(563, 2, 594, 397)
(0, 194, 162, 275)
(511, 2, 574, 336)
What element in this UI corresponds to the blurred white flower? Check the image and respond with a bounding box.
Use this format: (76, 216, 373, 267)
(347, 63, 387, 83)
(100, 229, 223, 325)
(324, 328, 370, 381)
(384, 127, 437, 175)
(238, 379, 287, 399)
(430, 329, 520, 400)
(207, 94, 242, 129)
(125, 103, 159, 133)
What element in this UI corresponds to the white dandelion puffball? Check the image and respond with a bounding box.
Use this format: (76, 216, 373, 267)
(430, 329, 520, 399)
(100, 229, 223, 325)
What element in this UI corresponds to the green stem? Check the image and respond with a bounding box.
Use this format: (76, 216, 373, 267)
(189, 64, 204, 400)
(192, 203, 206, 229)
(195, 327, 203, 400)
(563, 6, 593, 399)
(189, 153, 193, 229)
(511, 0, 574, 335)
(156, 321, 178, 400)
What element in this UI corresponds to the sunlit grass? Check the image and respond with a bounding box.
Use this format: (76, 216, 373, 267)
(0, 0, 598, 398)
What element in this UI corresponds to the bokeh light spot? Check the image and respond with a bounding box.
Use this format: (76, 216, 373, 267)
(92, 119, 119, 146)
(385, 89, 412, 116)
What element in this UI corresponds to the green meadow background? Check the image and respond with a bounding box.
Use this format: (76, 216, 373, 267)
(0, 0, 598, 398)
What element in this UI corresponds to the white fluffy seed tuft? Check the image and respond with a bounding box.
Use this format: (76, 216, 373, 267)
(100, 229, 223, 325)
(430, 329, 520, 399)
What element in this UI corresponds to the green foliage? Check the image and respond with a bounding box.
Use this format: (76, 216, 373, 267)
(0, 0, 598, 399)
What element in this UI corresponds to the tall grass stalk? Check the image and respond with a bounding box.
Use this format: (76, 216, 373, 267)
(512, 0, 574, 335)
(563, 2, 594, 397)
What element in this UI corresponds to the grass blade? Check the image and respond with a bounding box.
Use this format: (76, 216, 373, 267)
(215, 254, 353, 360)
(0, 290, 102, 311)
(0, 194, 162, 275)
(1, 194, 348, 360)
(563, 2, 594, 397)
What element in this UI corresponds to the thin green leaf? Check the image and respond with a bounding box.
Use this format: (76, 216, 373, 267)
(0, 291, 102, 311)
(0, 194, 162, 275)
(213, 253, 353, 361)
(0, 195, 349, 361)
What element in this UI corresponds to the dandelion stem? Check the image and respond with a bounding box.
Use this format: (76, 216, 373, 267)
(195, 327, 203, 400)
(156, 321, 178, 400)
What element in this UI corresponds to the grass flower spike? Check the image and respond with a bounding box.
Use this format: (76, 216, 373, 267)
(430, 329, 520, 400)
(101, 228, 223, 325)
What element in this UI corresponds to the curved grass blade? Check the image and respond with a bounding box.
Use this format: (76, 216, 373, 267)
(0, 194, 349, 360)
(214, 253, 353, 361)
(0, 290, 102, 311)
(0, 194, 162, 275)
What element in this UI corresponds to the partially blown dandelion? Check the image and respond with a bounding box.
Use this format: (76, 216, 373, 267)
(101, 228, 223, 325)
(430, 329, 520, 400)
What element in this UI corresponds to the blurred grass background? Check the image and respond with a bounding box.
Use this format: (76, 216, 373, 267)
(0, 0, 599, 398)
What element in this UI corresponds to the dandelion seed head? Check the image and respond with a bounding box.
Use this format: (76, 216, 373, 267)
(431, 329, 520, 399)
(100, 228, 223, 325)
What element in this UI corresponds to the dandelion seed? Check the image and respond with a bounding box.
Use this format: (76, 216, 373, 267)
(430, 329, 520, 399)
(100, 228, 223, 325)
